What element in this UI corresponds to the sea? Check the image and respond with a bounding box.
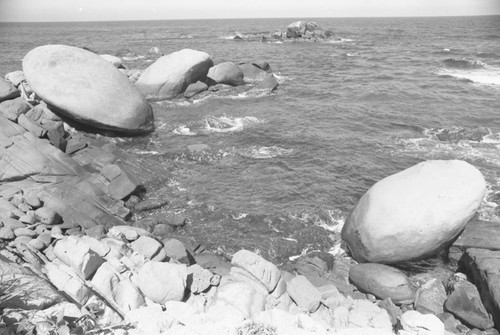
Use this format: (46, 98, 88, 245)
(1, 16, 500, 264)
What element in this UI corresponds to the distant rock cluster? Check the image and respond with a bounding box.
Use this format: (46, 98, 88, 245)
(231, 20, 336, 42)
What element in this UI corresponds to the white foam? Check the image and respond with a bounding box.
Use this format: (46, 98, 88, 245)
(438, 68, 500, 86)
(238, 146, 293, 159)
(203, 115, 262, 133)
(173, 125, 197, 136)
(134, 150, 160, 155)
(122, 55, 146, 61)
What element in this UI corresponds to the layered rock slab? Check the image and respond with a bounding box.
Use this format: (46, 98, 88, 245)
(342, 160, 486, 263)
(22, 44, 154, 135)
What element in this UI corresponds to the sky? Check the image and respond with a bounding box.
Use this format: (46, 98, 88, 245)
(0, 0, 499, 22)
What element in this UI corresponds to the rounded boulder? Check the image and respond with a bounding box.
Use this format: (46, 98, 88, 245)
(135, 49, 213, 100)
(341, 160, 486, 263)
(22, 44, 153, 135)
(349, 263, 416, 304)
(207, 62, 245, 86)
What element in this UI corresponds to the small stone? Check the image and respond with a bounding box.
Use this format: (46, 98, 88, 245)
(35, 207, 61, 225)
(37, 233, 52, 247)
(1, 218, 25, 230)
(25, 194, 42, 209)
(286, 275, 321, 312)
(18, 203, 31, 213)
(85, 225, 106, 240)
(34, 224, 49, 235)
(19, 214, 36, 224)
(14, 227, 38, 238)
(163, 238, 193, 264)
(50, 226, 63, 237)
(65, 138, 87, 155)
(0, 227, 15, 240)
(28, 238, 46, 250)
(415, 278, 447, 315)
(14, 235, 33, 245)
(400, 310, 445, 335)
(130, 235, 163, 260)
(66, 227, 82, 236)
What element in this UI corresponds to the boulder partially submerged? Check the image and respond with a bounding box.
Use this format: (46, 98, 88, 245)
(341, 160, 486, 264)
(135, 48, 213, 100)
(22, 45, 154, 135)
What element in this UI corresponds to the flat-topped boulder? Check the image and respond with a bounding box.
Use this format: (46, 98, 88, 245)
(135, 49, 213, 100)
(22, 44, 154, 135)
(342, 160, 486, 263)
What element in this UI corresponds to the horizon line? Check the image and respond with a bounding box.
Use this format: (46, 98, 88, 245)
(1, 13, 498, 24)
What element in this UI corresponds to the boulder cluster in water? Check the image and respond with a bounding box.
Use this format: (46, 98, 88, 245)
(232, 20, 337, 42)
(0, 43, 499, 335)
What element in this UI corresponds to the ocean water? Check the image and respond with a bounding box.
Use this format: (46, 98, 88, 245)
(1, 16, 500, 263)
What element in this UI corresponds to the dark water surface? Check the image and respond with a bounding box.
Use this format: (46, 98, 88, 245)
(1, 16, 500, 262)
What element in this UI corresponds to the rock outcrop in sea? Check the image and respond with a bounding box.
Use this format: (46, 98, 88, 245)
(1, 43, 500, 335)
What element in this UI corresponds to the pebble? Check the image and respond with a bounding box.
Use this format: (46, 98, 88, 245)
(35, 207, 61, 225)
(0, 227, 15, 240)
(14, 227, 38, 238)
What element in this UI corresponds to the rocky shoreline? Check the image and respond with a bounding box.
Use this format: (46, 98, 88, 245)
(0, 42, 499, 335)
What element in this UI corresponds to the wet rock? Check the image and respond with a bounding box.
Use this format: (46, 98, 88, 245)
(342, 160, 486, 263)
(257, 74, 279, 92)
(238, 63, 267, 82)
(184, 81, 208, 98)
(207, 62, 245, 86)
(444, 283, 494, 330)
(287, 275, 321, 312)
(232, 249, 281, 292)
(137, 261, 187, 304)
(136, 48, 213, 100)
(400, 310, 445, 335)
(0, 78, 20, 102)
(434, 126, 490, 143)
(102, 164, 141, 200)
(23, 44, 154, 135)
(349, 263, 416, 304)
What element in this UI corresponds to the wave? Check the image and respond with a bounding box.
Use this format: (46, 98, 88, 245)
(204, 115, 262, 133)
(425, 126, 491, 142)
(237, 146, 293, 159)
(443, 58, 488, 69)
(438, 68, 500, 86)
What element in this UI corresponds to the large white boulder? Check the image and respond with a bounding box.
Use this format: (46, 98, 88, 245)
(135, 49, 213, 100)
(136, 261, 187, 304)
(231, 249, 281, 292)
(341, 160, 486, 263)
(22, 44, 154, 135)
